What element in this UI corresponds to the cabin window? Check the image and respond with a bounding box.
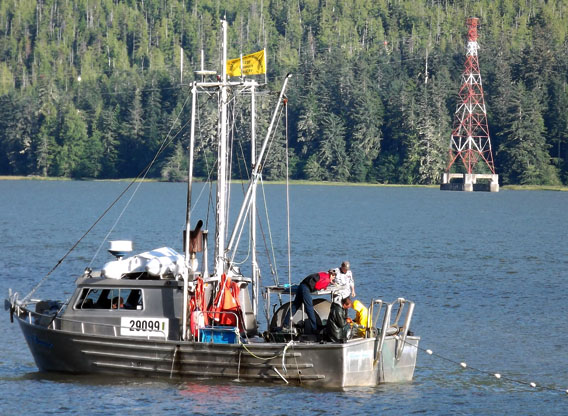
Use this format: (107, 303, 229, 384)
(76, 288, 143, 310)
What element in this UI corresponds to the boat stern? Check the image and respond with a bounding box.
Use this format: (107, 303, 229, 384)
(378, 335, 420, 383)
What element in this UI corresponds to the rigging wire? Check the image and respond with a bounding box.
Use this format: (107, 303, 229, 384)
(231, 123, 253, 267)
(258, 103, 286, 287)
(196, 88, 216, 232)
(88, 100, 193, 268)
(21, 93, 192, 302)
(243, 91, 286, 291)
(226, 90, 252, 267)
(259, 176, 279, 286)
(225, 88, 238, 254)
(230, 194, 255, 266)
(283, 96, 301, 380)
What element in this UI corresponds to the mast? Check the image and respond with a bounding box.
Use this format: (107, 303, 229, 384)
(187, 20, 284, 327)
(184, 19, 274, 339)
(185, 82, 197, 267)
(213, 19, 229, 279)
(181, 81, 197, 340)
(251, 84, 258, 315)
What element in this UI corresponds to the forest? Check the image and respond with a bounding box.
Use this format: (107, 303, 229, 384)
(0, 0, 567, 185)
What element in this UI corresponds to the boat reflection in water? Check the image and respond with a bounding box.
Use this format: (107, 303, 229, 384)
(5, 20, 418, 389)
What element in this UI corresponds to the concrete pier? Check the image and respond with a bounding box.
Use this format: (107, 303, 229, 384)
(440, 173, 499, 192)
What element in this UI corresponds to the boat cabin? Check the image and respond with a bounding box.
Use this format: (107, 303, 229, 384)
(61, 273, 184, 340)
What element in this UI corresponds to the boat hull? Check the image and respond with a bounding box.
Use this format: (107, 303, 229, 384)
(17, 317, 418, 388)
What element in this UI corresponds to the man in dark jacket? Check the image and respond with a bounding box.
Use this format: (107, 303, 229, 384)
(283, 270, 336, 335)
(325, 297, 352, 342)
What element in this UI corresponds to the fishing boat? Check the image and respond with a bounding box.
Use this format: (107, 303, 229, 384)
(5, 20, 419, 388)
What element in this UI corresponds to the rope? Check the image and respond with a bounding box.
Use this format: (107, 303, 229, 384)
(236, 350, 242, 382)
(240, 341, 290, 361)
(403, 339, 568, 395)
(282, 340, 293, 373)
(169, 345, 178, 379)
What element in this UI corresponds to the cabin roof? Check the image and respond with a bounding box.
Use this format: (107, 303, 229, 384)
(76, 276, 183, 288)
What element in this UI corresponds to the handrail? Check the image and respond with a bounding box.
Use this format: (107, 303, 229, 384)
(369, 299, 384, 335)
(13, 302, 168, 340)
(370, 298, 416, 362)
(197, 310, 241, 343)
(13, 300, 244, 344)
(203, 310, 240, 330)
(392, 297, 405, 327)
(395, 300, 415, 360)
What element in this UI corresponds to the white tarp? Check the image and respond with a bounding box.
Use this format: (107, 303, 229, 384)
(102, 247, 184, 279)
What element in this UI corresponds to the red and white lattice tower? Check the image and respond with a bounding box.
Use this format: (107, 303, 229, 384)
(446, 18, 496, 174)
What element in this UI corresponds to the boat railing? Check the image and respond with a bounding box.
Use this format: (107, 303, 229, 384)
(197, 310, 241, 343)
(202, 310, 240, 328)
(14, 301, 168, 341)
(369, 298, 415, 361)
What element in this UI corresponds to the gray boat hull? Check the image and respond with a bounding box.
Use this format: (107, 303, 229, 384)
(18, 317, 418, 388)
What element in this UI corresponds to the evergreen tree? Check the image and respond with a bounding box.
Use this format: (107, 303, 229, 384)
(0, 93, 37, 175)
(97, 105, 121, 178)
(51, 104, 91, 178)
(317, 113, 350, 181)
(497, 83, 560, 185)
(161, 139, 187, 182)
(347, 68, 384, 182)
(120, 86, 145, 176)
(545, 77, 568, 183)
(403, 79, 450, 184)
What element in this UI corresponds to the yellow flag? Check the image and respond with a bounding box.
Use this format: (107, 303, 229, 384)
(226, 49, 266, 77)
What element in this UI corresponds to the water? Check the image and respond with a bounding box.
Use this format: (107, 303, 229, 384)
(1, 181, 567, 415)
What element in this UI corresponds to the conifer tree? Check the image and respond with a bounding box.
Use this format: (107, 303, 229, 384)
(497, 83, 560, 185)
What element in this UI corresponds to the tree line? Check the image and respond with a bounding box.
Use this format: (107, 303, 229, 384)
(0, 0, 567, 185)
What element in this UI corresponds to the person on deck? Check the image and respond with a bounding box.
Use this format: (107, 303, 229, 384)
(283, 270, 336, 335)
(324, 297, 353, 342)
(332, 261, 355, 304)
(352, 299, 369, 337)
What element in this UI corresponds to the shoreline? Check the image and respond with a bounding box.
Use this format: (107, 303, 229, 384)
(1, 175, 566, 191)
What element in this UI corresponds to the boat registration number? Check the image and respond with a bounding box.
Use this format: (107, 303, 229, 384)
(120, 317, 169, 337)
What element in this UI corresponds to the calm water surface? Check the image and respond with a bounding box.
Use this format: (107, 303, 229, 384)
(0, 181, 567, 415)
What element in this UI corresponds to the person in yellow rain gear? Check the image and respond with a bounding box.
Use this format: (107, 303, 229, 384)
(351, 299, 369, 337)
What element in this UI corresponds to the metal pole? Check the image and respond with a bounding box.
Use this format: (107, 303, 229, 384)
(214, 19, 228, 279)
(182, 82, 197, 341)
(185, 82, 197, 267)
(251, 84, 258, 315)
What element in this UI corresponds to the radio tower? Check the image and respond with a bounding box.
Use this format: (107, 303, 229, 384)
(441, 17, 499, 192)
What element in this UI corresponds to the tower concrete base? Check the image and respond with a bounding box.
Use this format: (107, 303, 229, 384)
(440, 173, 499, 192)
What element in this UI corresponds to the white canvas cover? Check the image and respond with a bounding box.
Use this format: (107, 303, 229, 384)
(102, 247, 184, 279)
